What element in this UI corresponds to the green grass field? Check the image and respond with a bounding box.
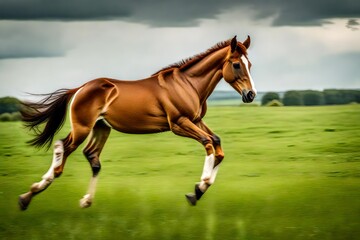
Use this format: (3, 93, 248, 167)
(1, 105, 360, 240)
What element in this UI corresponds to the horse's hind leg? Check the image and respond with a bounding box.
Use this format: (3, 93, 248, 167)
(18, 140, 65, 210)
(18, 129, 90, 210)
(80, 119, 111, 208)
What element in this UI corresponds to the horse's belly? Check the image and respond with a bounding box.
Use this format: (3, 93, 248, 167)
(102, 82, 169, 133)
(104, 111, 170, 134)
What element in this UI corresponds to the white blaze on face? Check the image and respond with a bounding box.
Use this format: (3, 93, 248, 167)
(240, 55, 257, 95)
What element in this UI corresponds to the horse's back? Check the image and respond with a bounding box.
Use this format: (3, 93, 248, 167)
(72, 78, 169, 133)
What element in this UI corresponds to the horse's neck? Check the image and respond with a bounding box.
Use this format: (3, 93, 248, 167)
(184, 47, 228, 103)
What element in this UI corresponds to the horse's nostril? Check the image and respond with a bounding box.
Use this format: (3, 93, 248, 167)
(247, 91, 254, 100)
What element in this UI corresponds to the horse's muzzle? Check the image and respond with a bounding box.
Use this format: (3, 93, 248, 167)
(242, 90, 255, 103)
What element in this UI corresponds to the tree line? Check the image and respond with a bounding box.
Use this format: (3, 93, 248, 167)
(0, 97, 22, 121)
(261, 89, 360, 106)
(0, 89, 359, 121)
(0, 97, 20, 114)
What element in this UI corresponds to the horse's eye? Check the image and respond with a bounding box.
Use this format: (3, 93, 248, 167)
(233, 62, 240, 69)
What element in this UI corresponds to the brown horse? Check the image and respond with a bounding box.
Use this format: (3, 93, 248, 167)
(19, 35, 257, 210)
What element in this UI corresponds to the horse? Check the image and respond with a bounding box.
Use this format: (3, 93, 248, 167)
(18, 35, 257, 210)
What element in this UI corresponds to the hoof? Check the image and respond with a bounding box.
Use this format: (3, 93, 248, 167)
(185, 193, 197, 206)
(18, 192, 33, 211)
(79, 195, 92, 208)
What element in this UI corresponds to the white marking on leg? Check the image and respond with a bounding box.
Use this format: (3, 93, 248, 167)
(198, 154, 222, 192)
(80, 176, 98, 208)
(31, 141, 64, 193)
(88, 176, 98, 198)
(240, 55, 257, 94)
(198, 154, 215, 192)
(209, 165, 220, 184)
(42, 140, 64, 179)
(201, 154, 215, 182)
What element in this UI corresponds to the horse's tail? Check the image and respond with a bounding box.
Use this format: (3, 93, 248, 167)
(21, 88, 80, 149)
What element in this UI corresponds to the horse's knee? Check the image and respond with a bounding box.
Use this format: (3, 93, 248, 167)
(216, 152, 224, 163)
(212, 134, 224, 163)
(212, 134, 221, 146)
(200, 137, 215, 155)
(83, 151, 101, 176)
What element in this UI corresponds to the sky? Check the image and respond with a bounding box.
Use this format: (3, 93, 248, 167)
(0, 0, 359, 98)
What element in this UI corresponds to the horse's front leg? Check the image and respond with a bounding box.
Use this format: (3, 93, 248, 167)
(193, 121, 224, 204)
(170, 117, 224, 206)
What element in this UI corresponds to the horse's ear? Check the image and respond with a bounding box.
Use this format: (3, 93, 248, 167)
(243, 35, 251, 49)
(231, 35, 237, 53)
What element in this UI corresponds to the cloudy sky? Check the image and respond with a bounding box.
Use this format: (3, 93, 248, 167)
(0, 0, 359, 98)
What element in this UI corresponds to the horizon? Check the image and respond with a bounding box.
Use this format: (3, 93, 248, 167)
(2, 87, 360, 102)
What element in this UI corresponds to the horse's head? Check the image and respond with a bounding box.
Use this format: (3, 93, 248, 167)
(222, 35, 257, 103)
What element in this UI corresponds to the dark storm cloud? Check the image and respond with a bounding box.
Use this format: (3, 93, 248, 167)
(0, 1, 131, 21)
(0, 0, 359, 27)
(265, 0, 360, 26)
(0, 22, 70, 59)
(0, 0, 227, 26)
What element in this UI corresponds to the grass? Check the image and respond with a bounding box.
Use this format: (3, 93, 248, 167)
(0, 105, 360, 240)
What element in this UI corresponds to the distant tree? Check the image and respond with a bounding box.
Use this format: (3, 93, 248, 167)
(0, 97, 21, 114)
(0, 113, 12, 121)
(283, 91, 302, 106)
(10, 112, 22, 121)
(302, 90, 324, 106)
(0, 112, 22, 122)
(323, 89, 342, 105)
(342, 90, 360, 104)
(261, 92, 280, 105)
(281, 89, 360, 106)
